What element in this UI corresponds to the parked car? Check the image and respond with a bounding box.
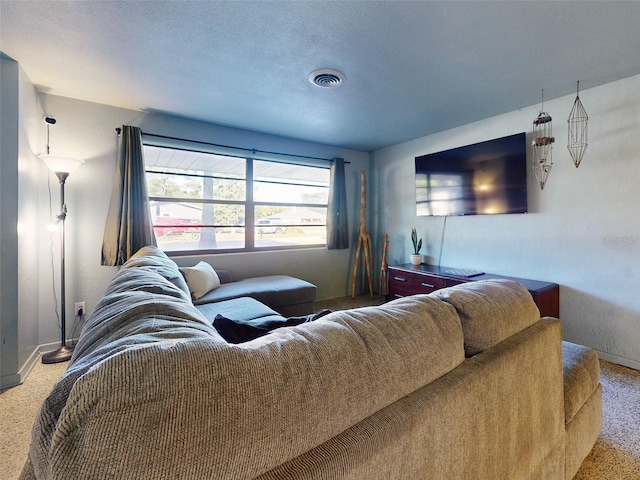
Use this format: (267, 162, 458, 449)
(153, 216, 188, 237)
(256, 219, 286, 234)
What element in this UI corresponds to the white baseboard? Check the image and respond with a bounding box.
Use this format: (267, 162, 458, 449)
(3, 345, 43, 389)
(18, 345, 44, 382)
(596, 350, 640, 371)
(39, 340, 66, 355)
(10, 341, 78, 388)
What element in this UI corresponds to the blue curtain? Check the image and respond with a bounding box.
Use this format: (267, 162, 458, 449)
(327, 158, 349, 249)
(101, 125, 156, 266)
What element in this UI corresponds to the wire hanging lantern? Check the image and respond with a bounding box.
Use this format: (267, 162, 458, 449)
(567, 80, 588, 168)
(532, 90, 555, 190)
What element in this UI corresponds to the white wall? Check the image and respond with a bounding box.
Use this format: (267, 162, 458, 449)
(29, 94, 368, 357)
(371, 74, 640, 369)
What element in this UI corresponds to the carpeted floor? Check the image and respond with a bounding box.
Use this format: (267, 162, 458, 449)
(573, 361, 640, 479)
(0, 359, 68, 480)
(1, 295, 639, 479)
(314, 293, 385, 312)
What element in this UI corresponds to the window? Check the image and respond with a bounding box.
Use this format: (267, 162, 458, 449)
(143, 143, 330, 254)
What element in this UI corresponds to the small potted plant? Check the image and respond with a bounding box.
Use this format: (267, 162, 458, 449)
(410, 228, 423, 265)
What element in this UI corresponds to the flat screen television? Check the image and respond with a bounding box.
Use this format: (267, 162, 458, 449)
(415, 132, 528, 216)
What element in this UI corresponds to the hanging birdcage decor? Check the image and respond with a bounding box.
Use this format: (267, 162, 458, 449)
(567, 80, 588, 168)
(532, 90, 555, 190)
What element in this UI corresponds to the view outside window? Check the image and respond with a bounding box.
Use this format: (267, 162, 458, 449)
(143, 144, 330, 253)
(252, 160, 328, 247)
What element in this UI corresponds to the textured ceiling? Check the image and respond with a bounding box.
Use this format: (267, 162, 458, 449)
(2, 1, 640, 152)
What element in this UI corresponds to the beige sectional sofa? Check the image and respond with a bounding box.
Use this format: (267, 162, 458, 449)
(21, 247, 601, 479)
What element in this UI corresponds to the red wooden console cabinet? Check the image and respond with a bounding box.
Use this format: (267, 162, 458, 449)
(388, 264, 559, 318)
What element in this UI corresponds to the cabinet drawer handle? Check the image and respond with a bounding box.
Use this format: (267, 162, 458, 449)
(421, 282, 435, 288)
(393, 276, 407, 282)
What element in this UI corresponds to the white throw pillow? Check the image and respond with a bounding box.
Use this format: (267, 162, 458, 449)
(179, 262, 221, 300)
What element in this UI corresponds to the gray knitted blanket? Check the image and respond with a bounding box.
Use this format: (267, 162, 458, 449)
(21, 250, 220, 479)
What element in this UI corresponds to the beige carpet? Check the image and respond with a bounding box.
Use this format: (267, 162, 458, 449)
(1, 295, 639, 480)
(0, 359, 68, 479)
(573, 361, 640, 479)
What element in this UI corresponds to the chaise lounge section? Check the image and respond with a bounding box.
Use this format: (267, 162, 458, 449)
(193, 270, 317, 317)
(172, 251, 316, 318)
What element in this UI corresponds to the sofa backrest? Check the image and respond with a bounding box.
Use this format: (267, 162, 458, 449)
(431, 279, 542, 356)
(37, 294, 465, 480)
(125, 245, 192, 294)
(213, 268, 233, 284)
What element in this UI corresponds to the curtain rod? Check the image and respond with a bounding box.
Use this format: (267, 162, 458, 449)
(115, 128, 348, 164)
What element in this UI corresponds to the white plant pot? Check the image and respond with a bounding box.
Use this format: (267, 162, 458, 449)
(410, 254, 422, 266)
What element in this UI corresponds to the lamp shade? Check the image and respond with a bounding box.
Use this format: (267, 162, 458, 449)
(40, 155, 84, 174)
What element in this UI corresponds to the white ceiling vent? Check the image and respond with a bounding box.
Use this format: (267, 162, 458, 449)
(309, 69, 346, 88)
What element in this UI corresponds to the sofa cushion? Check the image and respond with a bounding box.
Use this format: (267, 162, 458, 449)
(431, 279, 541, 356)
(562, 341, 601, 424)
(193, 274, 316, 312)
(179, 261, 221, 299)
(196, 296, 281, 323)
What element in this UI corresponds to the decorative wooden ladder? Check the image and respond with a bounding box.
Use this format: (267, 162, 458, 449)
(351, 170, 373, 299)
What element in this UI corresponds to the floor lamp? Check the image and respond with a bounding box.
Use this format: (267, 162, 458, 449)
(40, 121, 84, 364)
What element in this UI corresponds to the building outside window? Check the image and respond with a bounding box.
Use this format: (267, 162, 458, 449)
(143, 143, 330, 254)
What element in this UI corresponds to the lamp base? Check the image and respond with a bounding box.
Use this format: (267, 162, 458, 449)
(42, 345, 74, 364)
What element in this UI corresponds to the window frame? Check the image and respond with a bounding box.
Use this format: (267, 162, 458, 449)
(143, 140, 331, 256)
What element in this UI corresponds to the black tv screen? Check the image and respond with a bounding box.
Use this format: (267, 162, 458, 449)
(415, 132, 528, 216)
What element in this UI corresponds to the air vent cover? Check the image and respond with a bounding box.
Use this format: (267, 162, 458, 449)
(309, 69, 346, 88)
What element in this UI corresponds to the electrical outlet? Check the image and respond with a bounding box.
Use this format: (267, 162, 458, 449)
(75, 301, 86, 316)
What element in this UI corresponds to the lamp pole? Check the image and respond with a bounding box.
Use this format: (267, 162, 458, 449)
(42, 171, 73, 364)
(39, 117, 83, 364)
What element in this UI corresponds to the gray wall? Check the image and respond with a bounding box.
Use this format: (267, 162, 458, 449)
(3, 80, 369, 384)
(18, 58, 46, 375)
(1, 56, 20, 387)
(371, 74, 640, 370)
(1, 56, 51, 387)
(0, 85, 370, 383)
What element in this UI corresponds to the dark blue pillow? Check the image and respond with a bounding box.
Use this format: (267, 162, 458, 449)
(213, 310, 331, 344)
